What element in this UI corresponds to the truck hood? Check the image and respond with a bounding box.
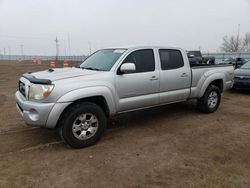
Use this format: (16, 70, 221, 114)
(234, 68, 250, 76)
(30, 67, 102, 82)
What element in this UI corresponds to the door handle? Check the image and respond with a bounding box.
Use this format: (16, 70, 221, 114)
(150, 76, 158, 80)
(181, 73, 188, 77)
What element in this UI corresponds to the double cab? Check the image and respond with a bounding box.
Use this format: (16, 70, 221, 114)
(16, 46, 234, 148)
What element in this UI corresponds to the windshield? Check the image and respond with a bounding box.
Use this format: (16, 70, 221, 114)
(187, 51, 202, 57)
(80, 49, 127, 71)
(240, 61, 250, 69)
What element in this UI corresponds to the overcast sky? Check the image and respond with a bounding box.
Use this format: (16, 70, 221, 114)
(0, 0, 250, 56)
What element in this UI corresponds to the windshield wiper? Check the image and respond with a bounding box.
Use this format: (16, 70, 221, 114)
(81, 67, 103, 71)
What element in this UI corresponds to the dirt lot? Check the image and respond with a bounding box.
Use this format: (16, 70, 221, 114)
(0, 60, 249, 188)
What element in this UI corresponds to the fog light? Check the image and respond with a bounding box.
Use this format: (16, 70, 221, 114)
(28, 109, 39, 121)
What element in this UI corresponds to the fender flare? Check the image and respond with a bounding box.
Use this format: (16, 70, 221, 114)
(57, 86, 116, 115)
(198, 73, 225, 98)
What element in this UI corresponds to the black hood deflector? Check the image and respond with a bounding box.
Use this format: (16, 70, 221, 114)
(23, 73, 52, 85)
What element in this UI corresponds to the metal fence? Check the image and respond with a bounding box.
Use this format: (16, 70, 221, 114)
(0, 55, 87, 61)
(202, 52, 250, 61)
(1, 52, 250, 62)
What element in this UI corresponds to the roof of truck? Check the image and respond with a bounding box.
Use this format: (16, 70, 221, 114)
(105, 45, 184, 51)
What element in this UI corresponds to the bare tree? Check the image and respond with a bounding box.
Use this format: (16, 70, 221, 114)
(220, 35, 242, 52)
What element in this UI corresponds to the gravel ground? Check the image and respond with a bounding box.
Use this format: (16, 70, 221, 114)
(0, 60, 249, 188)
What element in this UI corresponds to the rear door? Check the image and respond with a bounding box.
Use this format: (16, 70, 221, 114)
(158, 49, 191, 103)
(115, 49, 160, 112)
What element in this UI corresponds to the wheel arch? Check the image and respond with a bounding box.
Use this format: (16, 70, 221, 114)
(46, 86, 116, 129)
(198, 73, 225, 98)
(57, 86, 116, 113)
(55, 95, 110, 129)
(210, 79, 223, 92)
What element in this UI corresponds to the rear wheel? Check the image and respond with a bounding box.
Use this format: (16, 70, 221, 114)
(59, 102, 107, 148)
(197, 85, 221, 113)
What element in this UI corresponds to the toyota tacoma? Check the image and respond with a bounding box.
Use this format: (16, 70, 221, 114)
(16, 46, 234, 148)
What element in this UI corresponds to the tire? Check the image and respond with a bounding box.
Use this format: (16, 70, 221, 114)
(58, 102, 107, 148)
(197, 85, 221, 113)
(232, 85, 237, 90)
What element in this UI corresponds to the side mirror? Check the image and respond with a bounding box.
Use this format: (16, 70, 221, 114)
(118, 63, 136, 74)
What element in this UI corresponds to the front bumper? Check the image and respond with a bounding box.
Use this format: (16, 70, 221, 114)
(15, 91, 70, 128)
(234, 79, 250, 89)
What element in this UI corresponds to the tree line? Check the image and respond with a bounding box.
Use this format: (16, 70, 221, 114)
(221, 32, 250, 52)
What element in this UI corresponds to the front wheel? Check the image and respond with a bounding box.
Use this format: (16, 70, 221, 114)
(197, 85, 221, 113)
(58, 102, 107, 148)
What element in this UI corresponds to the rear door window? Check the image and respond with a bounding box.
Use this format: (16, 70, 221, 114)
(159, 49, 184, 70)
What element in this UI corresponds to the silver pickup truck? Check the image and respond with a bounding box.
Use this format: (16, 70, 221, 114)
(16, 46, 234, 148)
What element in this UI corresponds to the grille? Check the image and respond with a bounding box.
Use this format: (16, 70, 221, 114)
(234, 76, 250, 80)
(19, 81, 26, 97)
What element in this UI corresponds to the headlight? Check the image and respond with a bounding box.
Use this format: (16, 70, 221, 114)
(29, 84, 54, 100)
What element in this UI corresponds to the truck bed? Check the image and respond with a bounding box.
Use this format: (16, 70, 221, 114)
(189, 64, 234, 98)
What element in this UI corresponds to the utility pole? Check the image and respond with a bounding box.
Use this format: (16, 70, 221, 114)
(63, 39, 67, 56)
(55, 36, 59, 62)
(237, 24, 240, 51)
(20, 44, 24, 60)
(20, 44, 24, 56)
(3, 48, 6, 56)
(88, 41, 92, 55)
(246, 32, 250, 51)
(8, 46, 11, 60)
(67, 33, 71, 56)
(237, 24, 240, 39)
(8, 46, 11, 55)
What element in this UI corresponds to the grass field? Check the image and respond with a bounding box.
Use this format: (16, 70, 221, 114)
(0, 60, 250, 188)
